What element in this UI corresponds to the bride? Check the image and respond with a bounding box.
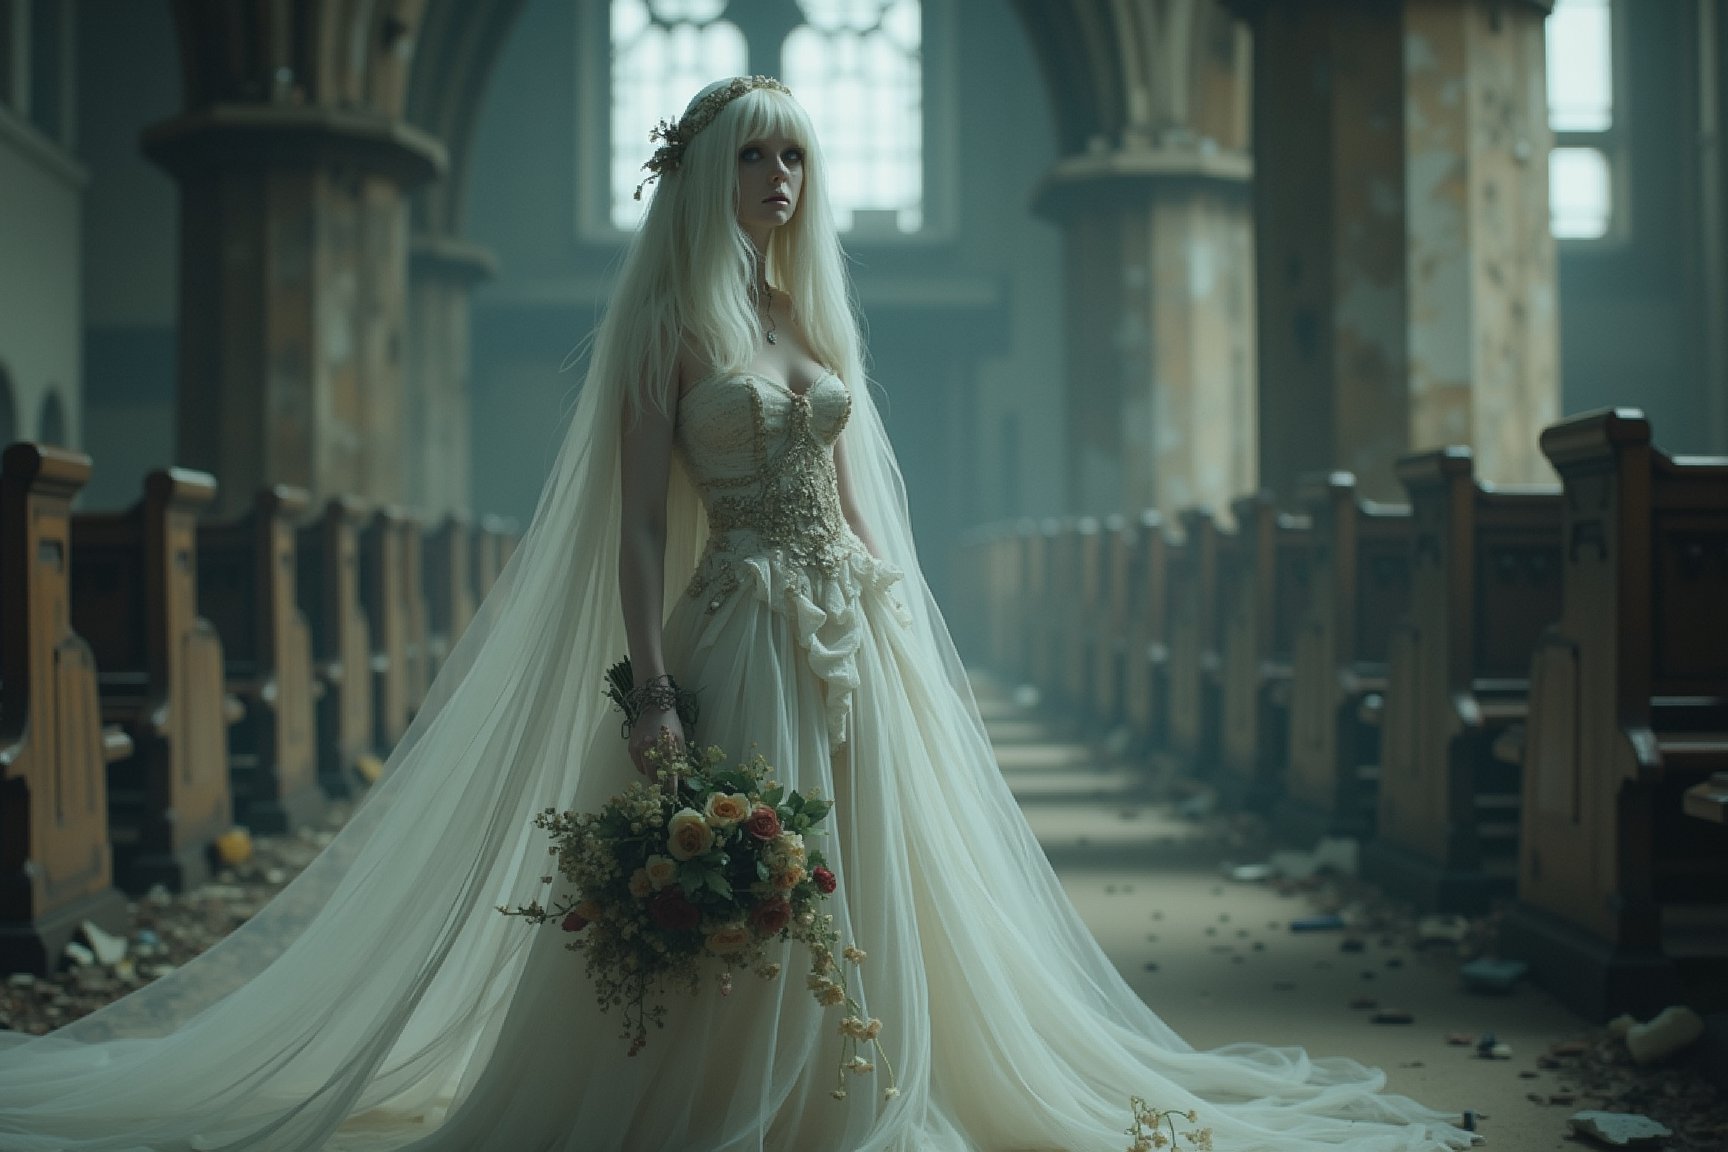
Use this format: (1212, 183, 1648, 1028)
(0, 78, 1479, 1152)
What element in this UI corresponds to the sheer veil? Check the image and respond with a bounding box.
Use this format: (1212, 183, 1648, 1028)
(0, 293, 983, 1152)
(0, 78, 1477, 1152)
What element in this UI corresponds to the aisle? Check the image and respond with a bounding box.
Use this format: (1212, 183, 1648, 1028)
(969, 672, 1654, 1152)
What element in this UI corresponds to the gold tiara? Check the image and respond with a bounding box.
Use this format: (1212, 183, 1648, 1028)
(633, 75, 793, 201)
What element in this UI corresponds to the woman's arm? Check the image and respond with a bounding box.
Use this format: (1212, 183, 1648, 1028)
(618, 384, 682, 772)
(833, 430, 885, 561)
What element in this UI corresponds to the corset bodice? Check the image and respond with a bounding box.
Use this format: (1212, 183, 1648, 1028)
(675, 369, 869, 614)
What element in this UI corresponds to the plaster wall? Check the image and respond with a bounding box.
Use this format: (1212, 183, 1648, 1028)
(0, 107, 83, 453)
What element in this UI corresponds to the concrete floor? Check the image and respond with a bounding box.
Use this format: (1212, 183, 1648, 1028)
(973, 674, 1630, 1152)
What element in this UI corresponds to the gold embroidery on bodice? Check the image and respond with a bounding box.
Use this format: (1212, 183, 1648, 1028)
(676, 370, 865, 612)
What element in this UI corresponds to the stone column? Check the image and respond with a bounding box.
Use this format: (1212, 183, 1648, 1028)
(144, 106, 445, 517)
(407, 235, 494, 517)
(1231, 0, 1557, 497)
(1404, 0, 1558, 483)
(1035, 149, 1257, 518)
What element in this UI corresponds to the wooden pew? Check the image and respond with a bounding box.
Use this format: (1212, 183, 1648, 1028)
(71, 468, 234, 892)
(1281, 473, 1413, 843)
(473, 515, 505, 603)
(198, 486, 324, 834)
(1089, 514, 1132, 727)
(0, 444, 132, 973)
(1026, 518, 1067, 705)
(985, 522, 1024, 676)
(1122, 511, 1172, 752)
(362, 508, 413, 750)
(399, 515, 430, 714)
(1060, 517, 1102, 716)
(425, 514, 476, 683)
(1363, 448, 1563, 912)
(1165, 509, 1227, 776)
(1501, 409, 1728, 1019)
(297, 496, 375, 798)
(1218, 493, 1312, 810)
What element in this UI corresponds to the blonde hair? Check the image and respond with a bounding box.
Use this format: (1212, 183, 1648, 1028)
(592, 81, 865, 424)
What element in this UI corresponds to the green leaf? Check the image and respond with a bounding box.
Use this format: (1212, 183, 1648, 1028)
(761, 785, 784, 808)
(705, 871, 733, 899)
(756, 860, 771, 882)
(679, 870, 703, 897)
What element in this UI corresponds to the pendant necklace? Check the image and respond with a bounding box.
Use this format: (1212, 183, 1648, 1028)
(759, 280, 778, 344)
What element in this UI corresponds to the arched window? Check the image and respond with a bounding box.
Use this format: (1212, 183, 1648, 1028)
(604, 0, 928, 236)
(1547, 0, 1622, 241)
(609, 1, 749, 230)
(38, 387, 66, 446)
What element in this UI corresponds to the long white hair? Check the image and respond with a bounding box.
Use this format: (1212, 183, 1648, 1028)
(597, 81, 865, 423)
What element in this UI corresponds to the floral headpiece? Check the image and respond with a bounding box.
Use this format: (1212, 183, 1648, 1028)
(633, 75, 794, 200)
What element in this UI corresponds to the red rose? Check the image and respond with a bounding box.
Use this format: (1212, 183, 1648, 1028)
(811, 866, 836, 894)
(745, 805, 783, 841)
(561, 909, 589, 932)
(649, 889, 700, 933)
(749, 897, 792, 937)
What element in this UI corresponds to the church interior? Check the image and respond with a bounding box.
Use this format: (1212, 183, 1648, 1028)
(3, 0, 1728, 1147)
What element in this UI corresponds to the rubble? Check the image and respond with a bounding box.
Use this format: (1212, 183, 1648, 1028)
(0, 799, 356, 1036)
(1566, 1111, 1673, 1147)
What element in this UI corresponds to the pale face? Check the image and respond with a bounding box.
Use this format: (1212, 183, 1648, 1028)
(735, 133, 805, 241)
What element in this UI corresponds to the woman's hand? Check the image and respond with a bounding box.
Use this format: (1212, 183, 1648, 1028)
(628, 706, 686, 780)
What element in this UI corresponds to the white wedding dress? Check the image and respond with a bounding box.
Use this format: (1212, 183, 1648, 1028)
(0, 368, 1478, 1152)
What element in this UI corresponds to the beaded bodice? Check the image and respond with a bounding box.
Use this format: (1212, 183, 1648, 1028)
(676, 369, 866, 613)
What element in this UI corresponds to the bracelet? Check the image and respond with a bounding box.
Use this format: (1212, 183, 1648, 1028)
(612, 672, 699, 738)
(625, 675, 684, 715)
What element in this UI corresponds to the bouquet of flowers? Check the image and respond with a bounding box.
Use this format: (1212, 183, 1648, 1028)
(499, 661, 896, 1101)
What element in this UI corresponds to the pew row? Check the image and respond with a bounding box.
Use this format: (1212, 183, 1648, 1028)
(1166, 510, 1226, 776)
(1501, 409, 1728, 1019)
(1218, 494, 1311, 810)
(198, 487, 324, 834)
(1281, 474, 1412, 844)
(0, 444, 132, 973)
(71, 468, 237, 893)
(297, 497, 375, 798)
(1362, 448, 1563, 913)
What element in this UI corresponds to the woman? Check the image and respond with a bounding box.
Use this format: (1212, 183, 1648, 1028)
(0, 78, 1478, 1151)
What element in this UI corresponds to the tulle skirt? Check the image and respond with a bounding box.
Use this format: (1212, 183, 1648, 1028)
(321, 556, 1478, 1152)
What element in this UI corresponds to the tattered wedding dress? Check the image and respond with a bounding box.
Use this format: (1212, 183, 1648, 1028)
(0, 368, 1477, 1152)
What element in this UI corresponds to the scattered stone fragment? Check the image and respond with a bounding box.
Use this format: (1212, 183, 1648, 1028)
(1606, 1015, 1637, 1042)
(1340, 937, 1366, 953)
(1475, 1033, 1501, 1059)
(1228, 863, 1275, 882)
(1623, 1006, 1705, 1065)
(1565, 1111, 1673, 1147)
(1458, 956, 1527, 994)
(62, 942, 95, 968)
(1446, 1032, 1475, 1046)
(78, 920, 128, 965)
(1537, 1055, 1563, 1069)
(1371, 1009, 1414, 1025)
(1550, 1092, 1576, 1106)
(1290, 914, 1346, 933)
(1519, 1070, 1539, 1079)
(1549, 1039, 1589, 1058)
(144, 884, 174, 908)
(1142, 962, 1159, 973)
(1415, 913, 1470, 946)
